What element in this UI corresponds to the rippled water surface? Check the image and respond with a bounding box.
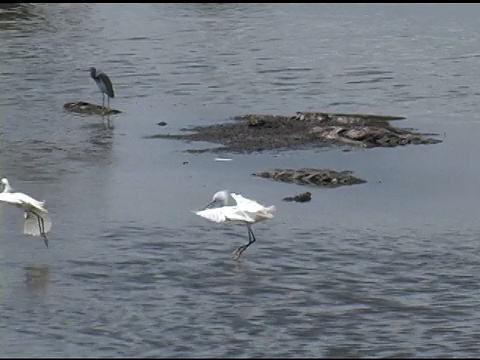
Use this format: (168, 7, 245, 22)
(1, 3, 480, 357)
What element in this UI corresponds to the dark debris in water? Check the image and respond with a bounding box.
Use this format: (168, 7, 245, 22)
(252, 168, 367, 188)
(143, 111, 443, 153)
(64, 101, 122, 116)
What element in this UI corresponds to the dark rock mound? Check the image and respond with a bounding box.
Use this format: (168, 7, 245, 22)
(252, 168, 367, 188)
(64, 101, 122, 115)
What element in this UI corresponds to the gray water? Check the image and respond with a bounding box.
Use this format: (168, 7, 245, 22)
(1, 3, 480, 357)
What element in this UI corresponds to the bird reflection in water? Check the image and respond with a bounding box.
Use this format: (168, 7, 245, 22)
(24, 264, 49, 297)
(102, 112, 114, 130)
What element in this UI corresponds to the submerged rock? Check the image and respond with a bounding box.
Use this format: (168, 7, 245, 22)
(145, 111, 442, 153)
(282, 191, 312, 202)
(252, 168, 367, 187)
(64, 101, 122, 115)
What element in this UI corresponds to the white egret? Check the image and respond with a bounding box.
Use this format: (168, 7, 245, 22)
(89, 67, 115, 112)
(194, 190, 276, 260)
(0, 178, 52, 247)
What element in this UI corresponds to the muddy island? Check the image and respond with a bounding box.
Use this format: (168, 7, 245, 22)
(144, 111, 443, 153)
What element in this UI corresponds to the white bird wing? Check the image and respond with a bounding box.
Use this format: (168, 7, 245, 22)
(194, 207, 227, 223)
(231, 193, 259, 207)
(231, 193, 276, 218)
(14, 192, 48, 213)
(194, 206, 255, 224)
(0, 192, 23, 206)
(24, 210, 52, 236)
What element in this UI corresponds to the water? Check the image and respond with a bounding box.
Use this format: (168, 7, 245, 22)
(1, 3, 480, 357)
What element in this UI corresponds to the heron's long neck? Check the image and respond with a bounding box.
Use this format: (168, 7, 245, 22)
(90, 70, 99, 80)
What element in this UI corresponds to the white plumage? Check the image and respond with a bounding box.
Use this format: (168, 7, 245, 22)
(194, 190, 275, 260)
(0, 178, 51, 247)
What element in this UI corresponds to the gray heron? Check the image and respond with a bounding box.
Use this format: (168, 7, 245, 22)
(89, 67, 115, 112)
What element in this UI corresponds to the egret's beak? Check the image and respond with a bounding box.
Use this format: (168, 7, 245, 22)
(201, 200, 216, 211)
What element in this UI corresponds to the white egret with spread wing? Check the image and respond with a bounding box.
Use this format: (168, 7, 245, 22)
(0, 178, 52, 247)
(194, 190, 275, 260)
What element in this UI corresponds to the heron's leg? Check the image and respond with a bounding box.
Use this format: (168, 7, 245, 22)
(107, 96, 110, 113)
(102, 93, 105, 111)
(233, 223, 256, 260)
(34, 213, 49, 248)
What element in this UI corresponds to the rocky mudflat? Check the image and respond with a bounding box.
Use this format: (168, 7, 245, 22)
(145, 111, 442, 153)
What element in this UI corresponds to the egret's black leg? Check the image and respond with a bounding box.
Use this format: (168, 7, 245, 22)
(34, 213, 42, 232)
(102, 93, 105, 111)
(233, 223, 256, 261)
(39, 217, 48, 247)
(34, 213, 48, 248)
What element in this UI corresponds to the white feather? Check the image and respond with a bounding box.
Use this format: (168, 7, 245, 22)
(194, 206, 257, 224)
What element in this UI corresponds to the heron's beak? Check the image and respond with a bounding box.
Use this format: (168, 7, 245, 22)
(201, 200, 216, 211)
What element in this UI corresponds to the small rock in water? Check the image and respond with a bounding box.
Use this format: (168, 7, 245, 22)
(282, 191, 312, 203)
